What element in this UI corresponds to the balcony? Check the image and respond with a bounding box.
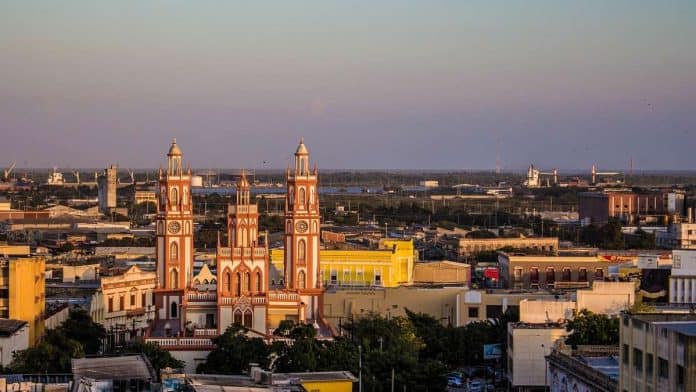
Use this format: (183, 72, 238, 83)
(268, 292, 300, 302)
(193, 328, 218, 336)
(219, 295, 267, 306)
(145, 337, 214, 348)
(187, 292, 217, 303)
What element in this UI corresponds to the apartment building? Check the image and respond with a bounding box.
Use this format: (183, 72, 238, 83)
(0, 257, 45, 345)
(619, 312, 696, 392)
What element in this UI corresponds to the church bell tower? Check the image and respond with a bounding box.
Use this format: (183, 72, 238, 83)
(284, 138, 322, 321)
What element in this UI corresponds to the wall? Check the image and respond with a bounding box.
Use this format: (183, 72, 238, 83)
(169, 350, 211, 373)
(575, 281, 635, 315)
(519, 299, 575, 324)
(62, 264, 99, 282)
(508, 326, 567, 388)
(0, 324, 29, 367)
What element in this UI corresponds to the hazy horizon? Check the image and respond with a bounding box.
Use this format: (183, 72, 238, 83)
(2, 1, 695, 170)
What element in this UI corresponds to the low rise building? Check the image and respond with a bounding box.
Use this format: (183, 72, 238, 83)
(546, 345, 619, 392)
(619, 312, 696, 392)
(90, 265, 156, 344)
(656, 222, 696, 249)
(411, 261, 470, 286)
(498, 253, 627, 290)
(459, 237, 559, 257)
(270, 239, 416, 288)
(134, 190, 157, 205)
(0, 319, 29, 367)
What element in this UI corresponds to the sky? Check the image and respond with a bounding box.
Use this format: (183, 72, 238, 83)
(1, 1, 695, 171)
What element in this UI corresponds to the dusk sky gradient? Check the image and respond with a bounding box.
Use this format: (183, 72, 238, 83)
(1, 1, 695, 170)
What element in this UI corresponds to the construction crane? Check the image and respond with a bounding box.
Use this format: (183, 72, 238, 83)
(3, 162, 16, 182)
(591, 164, 621, 185)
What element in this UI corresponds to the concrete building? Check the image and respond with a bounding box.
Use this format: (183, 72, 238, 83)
(575, 281, 635, 315)
(619, 312, 696, 392)
(0, 257, 45, 346)
(669, 250, 696, 304)
(411, 261, 470, 286)
(458, 237, 559, 257)
(0, 319, 29, 367)
(546, 345, 619, 392)
(98, 164, 118, 214)
(90, 265, 156, 343)
(498, 253, 625, 290)
(507, 322, 568, 391)
(270, 239, 416, 288)
(579, 189, 684, 225)
(657, 221, 696, 250)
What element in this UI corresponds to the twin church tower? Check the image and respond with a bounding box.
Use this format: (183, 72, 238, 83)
(152, 139, 322, 337)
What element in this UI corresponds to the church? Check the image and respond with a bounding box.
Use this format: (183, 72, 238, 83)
(147, 138, 324, 345)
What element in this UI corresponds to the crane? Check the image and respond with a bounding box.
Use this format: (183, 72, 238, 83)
(591, 164, 621, 184)
(72, 170, 81, 184)
(3, 162, 16, 182)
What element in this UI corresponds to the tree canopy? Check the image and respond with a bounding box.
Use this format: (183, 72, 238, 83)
(565, 309, 619, 347)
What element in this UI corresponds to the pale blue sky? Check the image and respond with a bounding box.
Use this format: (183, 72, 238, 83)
(1, 1, 694, 170)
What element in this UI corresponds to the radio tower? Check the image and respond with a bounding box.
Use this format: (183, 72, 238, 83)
(495, 138, 501, 174)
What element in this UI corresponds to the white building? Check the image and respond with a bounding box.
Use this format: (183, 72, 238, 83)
(0, 319, 29, 367)
(670, 250, 696, 304)
(656, 222, 696, 249)
(507, 322, 568, 391)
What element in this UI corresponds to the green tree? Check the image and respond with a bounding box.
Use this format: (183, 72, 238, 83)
(9, 329, 84, 373)
(565, 309, 619, 347)
(196, 325, 270, 374)
(59, 309, 106, 355)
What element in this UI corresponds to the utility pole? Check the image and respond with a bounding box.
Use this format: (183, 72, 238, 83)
(391, 368, 395, 392)
(359, 345, 362, 392)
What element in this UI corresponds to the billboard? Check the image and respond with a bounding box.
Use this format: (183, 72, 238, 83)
(483, 343, 503, 360)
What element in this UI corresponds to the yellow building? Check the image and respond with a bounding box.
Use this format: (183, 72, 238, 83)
(270, 239, 415, 288)
(1, 257, 46, 345)
(276, 371, 358, 392)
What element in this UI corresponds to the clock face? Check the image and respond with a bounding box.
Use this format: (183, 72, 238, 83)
(295, 221, 308, 233)
(168, 221, 181, 234)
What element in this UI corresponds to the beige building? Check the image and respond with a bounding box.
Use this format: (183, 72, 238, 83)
(459, 237, 558, 257)
(507, 322, 568, 391)
(576, 281, 635, 315)
(411, 261, 470, 286)
(619, 312, 696, 392)
(90, 265, 156, 343)
(498, 253, 627, 290)
(134, 190, 157, 205)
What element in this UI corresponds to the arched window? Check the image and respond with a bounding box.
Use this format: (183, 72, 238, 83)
(233, 310, 242, 325)
(170, 301, 178, 318)
(256, 271, 262, 292)
(170, 187, 178, 206)
(298, 240, 306, 263)
(170, 268, 179, 289)
(235, 272, 241, 296)
(224, 271, 231, 293)
(170, 242, 178, 261)
(298, 270, 306, 289)
(194, 279, 200, 285)
(245, 272, 251, 292)
(203, 279, 209, 285)
(289, 188, 294, 205)
(299, 188, 306, 206)
(183, 187, 189, 205)
(243, 310, 253, 328)
(310, 187, 315, 204)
